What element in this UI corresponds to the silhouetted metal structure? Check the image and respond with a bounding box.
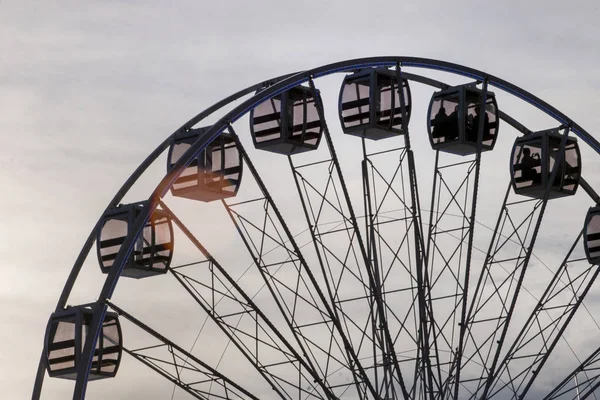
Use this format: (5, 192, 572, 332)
(586, 206, 600, 264)
(33, 57, 600, 400)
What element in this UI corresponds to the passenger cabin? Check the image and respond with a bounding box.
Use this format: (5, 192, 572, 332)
(339, 68, 411, 140)
(167, 129, 243, 202)
(250, 85, 323, 155)
(510, 130, 581, 199)
(45, 307, 122, 380)
(585, 206, 600, 264)
(97, 202, 173, 278)
(427, 86, 499, 155)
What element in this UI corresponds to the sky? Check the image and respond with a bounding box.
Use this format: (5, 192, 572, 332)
(1, 1, 599, 399)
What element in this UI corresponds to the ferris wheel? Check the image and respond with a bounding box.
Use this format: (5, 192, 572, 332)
(33, 57, 600, 400)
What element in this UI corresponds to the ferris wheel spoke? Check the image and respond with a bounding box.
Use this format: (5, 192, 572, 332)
(423, 150, 479, 399)
(224, 124, 381, 399)
(159, 201, 330, 400)
(105, 300, 258, 400)
(285, 77, 411, 400)
(289, 139, 386, 397)
(451, 127, 573, 399)
(448, 188, 544, 399)
(487, 229, 600, 399)
(361, 140, 426, 398)
(392, 65, 435, 400)
(422, 83, 494, 400)
(222, 192, 362, 394)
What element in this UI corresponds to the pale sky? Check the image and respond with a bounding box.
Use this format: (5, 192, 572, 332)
(1, 1, 599, 399)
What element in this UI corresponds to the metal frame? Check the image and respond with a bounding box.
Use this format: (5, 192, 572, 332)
(32, 57, 600, 400)
(161, 200, 334, 399)
(544, 344, 600, 399)
(223, 123, 377, 399)
(286, 75, 410, 400)
(447, 127, 572, 399)
(105, 301, 258, 400)
(487, 230, 600, 399)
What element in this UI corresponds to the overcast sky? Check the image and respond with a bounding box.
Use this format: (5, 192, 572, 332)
(1, 1, 599, 399)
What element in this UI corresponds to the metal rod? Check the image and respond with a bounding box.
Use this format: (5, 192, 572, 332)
(161, 200, 328, 400)
(106, 300, 259, 400)
(227, 125, 375, 399)
(309, 75, 409, 399)
(479, 128, 573, 399)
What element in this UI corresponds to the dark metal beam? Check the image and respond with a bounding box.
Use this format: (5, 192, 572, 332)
(311, 75, 408, 399)
(544, 345, 600, 399)
(452, 129, 572, 399)
(106, 300, 259, 400)
(487, 231, 600, 399)
(397, 64, 437, 400)
(478, 128, 573, 399)
(223, 124, 372, 399)
(450, 80, 490, 400)
(424, 151, 479, 399)
(160, 201, 335, 400)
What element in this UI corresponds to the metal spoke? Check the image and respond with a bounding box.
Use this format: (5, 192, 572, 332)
(450, 129, 573, 399)
(285, 77, 410, 399)
(105, 301, 258, 400)
(488, 230, 600, 399)
(545, 345, 600, 400)
(222, 124, 373, 399)
(160, 201, 331, 400)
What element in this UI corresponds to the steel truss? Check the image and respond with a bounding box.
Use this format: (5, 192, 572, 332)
(448, 129, 572, 399)
(105, 301, 258, 400)
(447, 189, 547, 398)
(424, 151, 480, 398)
(287, 77, 410, 400)
(420, 84, 491, 400)
(362, 141, 422, 397)
(223, 124, 376, 399)
(488, 230, 600, 399)
(359, 65, 432, 400)
(32, 57, 600, 400)
(162, 201, 332, 400)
